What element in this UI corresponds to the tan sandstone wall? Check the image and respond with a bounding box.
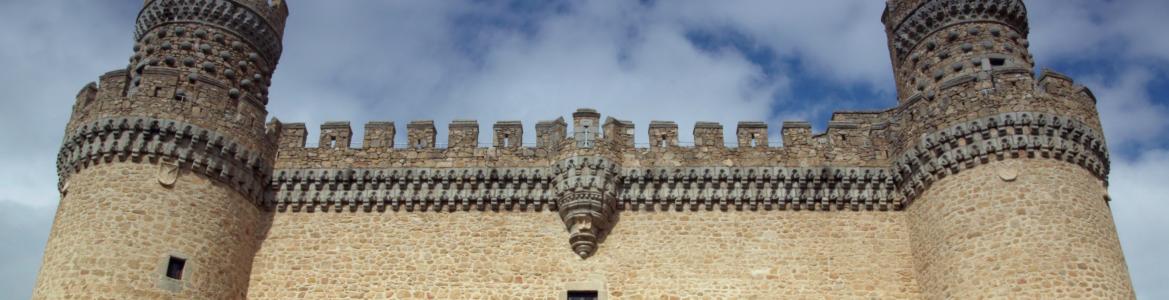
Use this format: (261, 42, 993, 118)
(247, 210, 919, 299)
(33, 163, 265, 299)
(908, 159, 1133, 299)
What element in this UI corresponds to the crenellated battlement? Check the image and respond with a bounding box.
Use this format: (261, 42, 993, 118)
(272, 110, 899, 170)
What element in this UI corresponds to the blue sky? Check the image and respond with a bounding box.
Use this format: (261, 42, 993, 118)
(1, 0, 1167, 298)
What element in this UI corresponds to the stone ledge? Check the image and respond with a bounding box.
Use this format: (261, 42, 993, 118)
(58, 116, 273, 206)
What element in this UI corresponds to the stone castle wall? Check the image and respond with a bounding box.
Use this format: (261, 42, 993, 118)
(247, 210, 919, 299)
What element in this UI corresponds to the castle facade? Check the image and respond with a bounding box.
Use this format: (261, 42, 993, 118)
(34, 0, 1134, 298)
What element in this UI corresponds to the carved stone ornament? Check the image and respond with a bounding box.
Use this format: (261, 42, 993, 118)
(157, 160, 180, 186)
(554, 156, 619, 258)
(997, 168, 1018, 182)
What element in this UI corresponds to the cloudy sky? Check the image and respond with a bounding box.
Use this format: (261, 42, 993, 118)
(2, 0, 1167, 298)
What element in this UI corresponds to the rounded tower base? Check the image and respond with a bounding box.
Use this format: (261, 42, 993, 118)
(908, 159, 1133, 298)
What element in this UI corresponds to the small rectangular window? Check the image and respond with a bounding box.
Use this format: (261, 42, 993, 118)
(166, 256, 186, 280)
(567, 290, 598, 300)
(989, 57, 1006, 66)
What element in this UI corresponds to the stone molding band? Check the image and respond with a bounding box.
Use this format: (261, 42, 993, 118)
(892, 112, 1110, 203)
(268, 113, 1108, 212)
(57, 117, 272, 206)
(888, 0, 1028, 61)
(269, 167, 558, 212)
(136, 0, 283, 65)
(268, 166, 898, 212)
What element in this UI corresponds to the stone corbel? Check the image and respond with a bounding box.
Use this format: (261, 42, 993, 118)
(554, 156, 619, 259)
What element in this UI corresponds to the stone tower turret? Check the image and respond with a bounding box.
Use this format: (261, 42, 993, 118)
(883, 0, 1134, 298)
(35, 0, 288, 298)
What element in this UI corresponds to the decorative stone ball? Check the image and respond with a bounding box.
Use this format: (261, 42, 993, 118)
(933, 69, 945, 80)
(961, 43, 973, 52)
(202, 62, 216, 72)
(214, 33, 225, 43)
(156, 30, 166, 39)
(183, 57, 196, 67)
(132, 44, 141, 52)
(240, 79, 252, 87)
(194, 29, 208, 39)
(253, 74, 262, 81)
(232, 41, 244, 51)
(938, 51, 950, 59)
(164, 56, 176, 66)
(967, 28, 980, 36)
(174, 27, 186, 36)
(180, 42, 193, 50)
(248, 52, 259, 61)
(161, 42, 173, 51)
(981, 40, 994, 50)
(951, 63, 963, 72)
(175, 89, 187, 98)
(971, 58, 982, 66)
(237, 61, 249, 69)
(946, 31, 959, 41)
(925, 41, 937, 51)
(130, 53, 140, 62)
(220, 51, 233, 60)
(228, 88, 241, 99)
(145, 46, 154, 54)
(224, 69, 236, 78)
(146, 58, 158, 66)
(200, 44, 213, 54)
(187, 72, 199, 82)
(990, 28, 1002, 36)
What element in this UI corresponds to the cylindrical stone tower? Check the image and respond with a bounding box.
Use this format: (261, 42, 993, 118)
(883, 0, 1134, 298)
(34, 0, 287, 298)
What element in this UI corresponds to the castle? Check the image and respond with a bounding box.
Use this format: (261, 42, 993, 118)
(33, 0, 1135, 298)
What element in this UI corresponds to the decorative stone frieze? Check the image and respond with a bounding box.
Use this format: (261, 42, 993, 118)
(57, 116, 273, 205)
(892, 112, 1109, 203)
(269, 167, 557, 212)
(618, 166, 898, 211)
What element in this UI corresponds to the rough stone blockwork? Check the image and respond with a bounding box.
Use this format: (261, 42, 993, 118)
(37, 0, 1134, 299)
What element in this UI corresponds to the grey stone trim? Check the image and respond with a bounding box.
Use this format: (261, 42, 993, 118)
(269, 167, 559, 212)
(892, 112, 1109, 204)
(57, 117, 273, 206)
(269, 165, 900, 212)
(618, 166, 898, 211)
(136, 0, 283, 66)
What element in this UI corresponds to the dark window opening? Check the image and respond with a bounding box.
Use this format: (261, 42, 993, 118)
(166, 256, 186, 280)
(153, 87, 163, 97)
(989, 57, 1006, 67)
(567, 290, 598, 300)
(329, 137, 337, 148)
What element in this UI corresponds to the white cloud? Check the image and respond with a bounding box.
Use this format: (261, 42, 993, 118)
(1109, 151, 1169, 299)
